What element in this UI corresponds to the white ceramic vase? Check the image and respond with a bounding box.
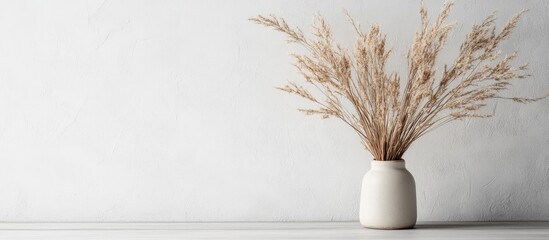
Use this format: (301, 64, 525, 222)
(359, 160, 417, 229)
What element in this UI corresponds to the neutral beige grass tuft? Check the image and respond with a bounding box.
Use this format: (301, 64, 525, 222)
(250, 1, 547, 160)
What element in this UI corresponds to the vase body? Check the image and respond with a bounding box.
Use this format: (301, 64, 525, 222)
(359, 160, 416, 229)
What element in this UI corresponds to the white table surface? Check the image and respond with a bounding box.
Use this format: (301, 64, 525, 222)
(0, 222, 547, 240)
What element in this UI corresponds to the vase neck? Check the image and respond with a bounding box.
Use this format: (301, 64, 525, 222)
(370, 160, 406, 170)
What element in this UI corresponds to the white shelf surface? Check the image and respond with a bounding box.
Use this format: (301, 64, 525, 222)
(0, 222, 548, 239)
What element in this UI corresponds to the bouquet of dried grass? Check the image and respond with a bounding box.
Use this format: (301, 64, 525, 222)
(250, 1, 547, 160)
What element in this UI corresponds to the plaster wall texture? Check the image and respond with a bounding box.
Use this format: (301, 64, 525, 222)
(0, 0, 548, 221)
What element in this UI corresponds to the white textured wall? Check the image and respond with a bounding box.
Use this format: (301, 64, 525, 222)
(0, 0, 548, 222)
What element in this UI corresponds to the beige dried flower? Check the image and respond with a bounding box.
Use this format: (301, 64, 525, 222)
(250, 1, 547, 160)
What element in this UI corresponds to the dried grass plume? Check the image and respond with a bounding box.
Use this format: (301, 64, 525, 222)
(250, 1, 547, 160)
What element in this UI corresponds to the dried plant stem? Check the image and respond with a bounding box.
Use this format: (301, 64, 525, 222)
(250, 1, 547, 160)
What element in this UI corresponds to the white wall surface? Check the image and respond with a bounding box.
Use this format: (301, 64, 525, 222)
(0, 0, 548, 222)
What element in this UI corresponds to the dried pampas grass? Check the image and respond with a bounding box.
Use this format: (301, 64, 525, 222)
(250, 1, 547, 160)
